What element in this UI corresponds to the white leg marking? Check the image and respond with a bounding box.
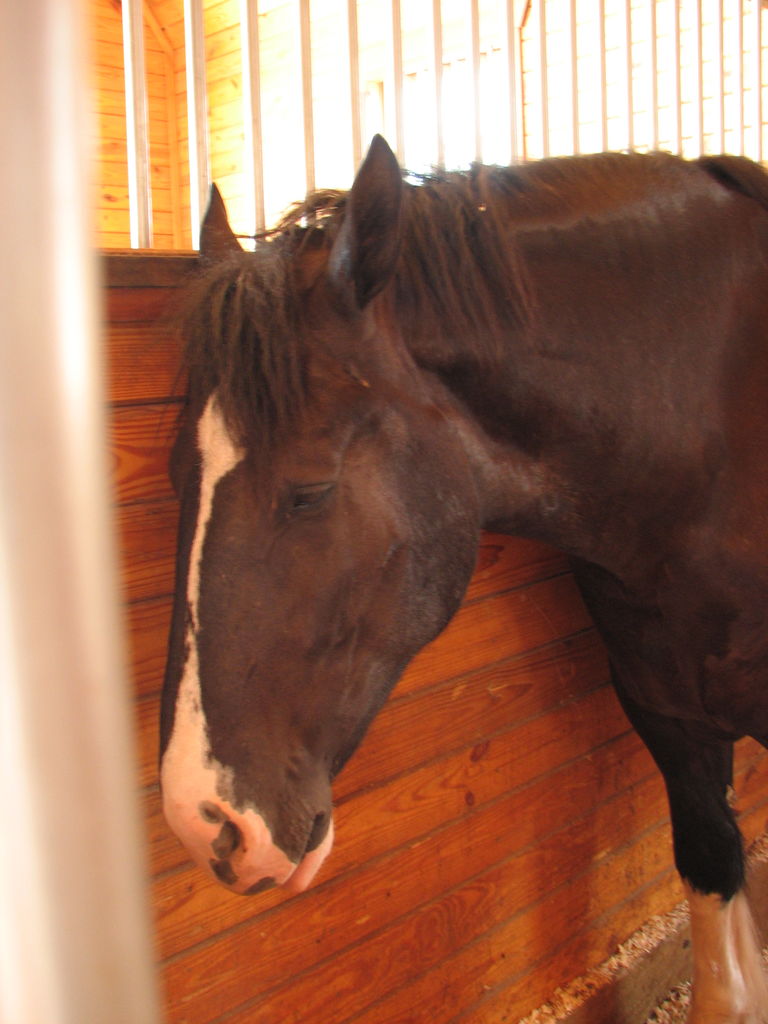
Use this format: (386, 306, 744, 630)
(686, 883, 768, 1023)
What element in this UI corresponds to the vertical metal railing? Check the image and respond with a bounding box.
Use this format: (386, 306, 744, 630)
(184, 0, 210, 248)
(348, 0, 363, 168)
(115, 0, 766, 248)
(390, 0, 405, 161)
(753, 0, 764, 160)
(122, 0, 152, 246)
(299, 0, 316, 193)
(241, 0, 266, 235)
(433, 0, 446, 166)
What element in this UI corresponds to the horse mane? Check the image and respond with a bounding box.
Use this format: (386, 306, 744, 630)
(182, 164, 539, 448)
(180, 150, 704, 449)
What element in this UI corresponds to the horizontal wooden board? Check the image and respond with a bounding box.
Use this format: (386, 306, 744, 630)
(97, 159, 171, 190)
(394, 572, 593, 699)
(117, 498, 178, 601)
(104, 283, 188, 322)
(96, 206, 175, 236)
(342, 878, 685, 1024)
(107, 325, 185, 403)
(94, 182, 173, 213)
(103, 251, 196, 288)
(110, 403, 180, 504)
(126, 595, 173, 699)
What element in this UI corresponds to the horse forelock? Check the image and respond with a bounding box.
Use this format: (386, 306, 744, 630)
(181, 240, 309, 454)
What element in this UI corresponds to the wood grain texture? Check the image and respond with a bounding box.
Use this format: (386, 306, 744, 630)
(105, 249, 768, 1024)
(89, 0, 183, 249)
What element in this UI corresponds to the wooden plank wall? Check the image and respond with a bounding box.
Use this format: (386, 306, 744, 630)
(107, 249, 768, 1023)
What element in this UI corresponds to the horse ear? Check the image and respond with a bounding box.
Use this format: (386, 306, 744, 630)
(199, 184, 242, 260)
(328, 134, 403, 310)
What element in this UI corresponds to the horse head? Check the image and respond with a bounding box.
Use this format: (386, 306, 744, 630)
(159, 137, 484, 895)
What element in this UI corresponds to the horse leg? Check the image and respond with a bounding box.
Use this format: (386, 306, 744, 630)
(614, 686, 768, 1023)
(686, 884, 768, 1023)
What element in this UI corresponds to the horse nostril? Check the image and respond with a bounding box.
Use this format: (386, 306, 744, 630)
(211, 819, 241, 859)
(209, 858, 238, 886)
(305, 811, 328, 853)
(199, 801, 226, 824)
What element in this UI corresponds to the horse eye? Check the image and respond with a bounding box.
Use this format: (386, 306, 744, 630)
(289, 482, 335, 513)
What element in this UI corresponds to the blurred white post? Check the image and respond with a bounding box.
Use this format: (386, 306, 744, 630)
(0, 1, 161, 1022)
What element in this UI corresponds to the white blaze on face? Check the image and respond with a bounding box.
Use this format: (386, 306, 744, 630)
(160, 395, 334, 893)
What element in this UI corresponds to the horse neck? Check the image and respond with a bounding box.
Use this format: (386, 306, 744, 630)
(389, 313, 563, 539)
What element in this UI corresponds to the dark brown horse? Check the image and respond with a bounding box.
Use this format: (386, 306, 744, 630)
(161, 136, 768, 1021)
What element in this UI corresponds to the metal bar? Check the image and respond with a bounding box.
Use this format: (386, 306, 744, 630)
(570, 0, 579, 153)
(300, 0, 315, 192)
(599, 0, 607, 151)
(121, 0, 152, 247)
(184, 0, 210, 248)
(0, 0, 161, 1019)
(507, 0, 523, 162)
(673, 0, 682, 152)
(754, 0, 763, 161)
(539, 0, 549, 157)
(348, 0, 362, 168)
(625, 0, 634, 151)
(391, 0, 405, 161)
(433, 0, 445, 167)
(738, 0, 745, 155)
(650, 0, 659, 149)
(240, 0, 266, 235)
(696, 0, 704, 154)
(163, 51, 183, 246)
(471, 0, 482, 162)
(716, 0, 725, 152)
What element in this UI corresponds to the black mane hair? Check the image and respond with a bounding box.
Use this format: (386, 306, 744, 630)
(181, 150, 721, 450)
(181, 237, 307, 453)
(181, 162, 538, 450)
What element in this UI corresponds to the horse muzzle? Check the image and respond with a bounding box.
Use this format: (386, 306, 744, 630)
(163, 786, 335, 896)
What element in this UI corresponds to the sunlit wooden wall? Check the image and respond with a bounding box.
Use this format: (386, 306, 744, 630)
(91, 0, 768, 252)
(106, 250, 768, 1023)
(91, 0, 182, 246)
